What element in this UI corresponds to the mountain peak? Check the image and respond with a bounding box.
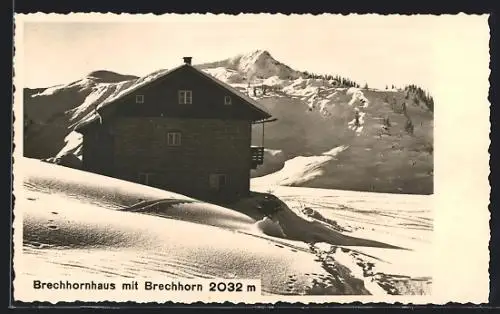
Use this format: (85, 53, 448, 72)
(243, 49, 272, 58)
(236, 49, 274, 64)
(197, 49, 301, 80)
(232, 50, 300, 80)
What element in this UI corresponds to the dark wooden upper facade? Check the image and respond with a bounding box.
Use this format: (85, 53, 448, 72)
(74, 60, 272, 202)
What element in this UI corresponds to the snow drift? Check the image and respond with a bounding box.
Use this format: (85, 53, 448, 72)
(16, 158, 432, 296)
(18, 158, 380, 296)
(250, 184, 433, 295)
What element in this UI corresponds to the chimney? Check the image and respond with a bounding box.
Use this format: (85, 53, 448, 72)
(183, 57, 192, 65)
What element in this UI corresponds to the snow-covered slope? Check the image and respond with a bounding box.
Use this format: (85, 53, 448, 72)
(250, 85, 433, 194)
(23, 50, 433, 194)
(16, 158, 432, 297)
(252, 146, 349, 186)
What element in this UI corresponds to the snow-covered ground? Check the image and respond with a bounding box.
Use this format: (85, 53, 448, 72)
(252, 146, 349, 186)
(18, 158, 336, 296)
(251, 183, 433, 295)
(16, 158, 432, 299)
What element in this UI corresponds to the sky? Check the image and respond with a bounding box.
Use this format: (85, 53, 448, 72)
(20, 14, 489, 92)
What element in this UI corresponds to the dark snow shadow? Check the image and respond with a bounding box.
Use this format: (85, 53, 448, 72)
(231, 192, 407, 250)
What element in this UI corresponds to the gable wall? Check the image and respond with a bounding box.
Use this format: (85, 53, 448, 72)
(109, 66, 264, 121)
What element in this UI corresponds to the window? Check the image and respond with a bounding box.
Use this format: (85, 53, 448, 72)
(224, 96, 232, 105)
(209, 174, 228, 191)
(219, 174, 227, 187)
(136, 95, 144, 103)
(167, 132, 182, 146)
(178, 90, 192, 104)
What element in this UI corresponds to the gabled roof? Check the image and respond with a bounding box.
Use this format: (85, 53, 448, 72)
(74, 64, 272, 132)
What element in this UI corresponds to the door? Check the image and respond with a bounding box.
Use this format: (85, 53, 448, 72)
(100, 130, 115, 176)
(90, 127, 114, 176)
